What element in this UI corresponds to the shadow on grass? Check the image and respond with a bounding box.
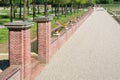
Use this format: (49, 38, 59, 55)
(0, 60, 9, 70)
(31, 40, 37, 53)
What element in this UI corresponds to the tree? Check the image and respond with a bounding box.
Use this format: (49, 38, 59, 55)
(23, 0, 27, 21)
(52, 0, 70, 17)
(90, 0, 96, 4)
(96, 0, 100, 3)
(44, 0, 48, 17)
(33, 0, 36, 20)
(10, 0, 13, 22)
(0, 0, 9, 6)
(95, 0, 114, 4)
(19, 0, 22, 19)
(107, 0, 114, 3)
(35, 0, 42, 14)
(80, 0, 87, 4)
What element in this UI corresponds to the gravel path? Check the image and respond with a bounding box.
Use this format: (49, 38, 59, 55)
(35, 8, 120, 80)
(0, 25, 5, 28)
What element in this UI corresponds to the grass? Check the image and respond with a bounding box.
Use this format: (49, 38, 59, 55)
(0, 23, 37, 44)
(0, 28, 8, 44)
(0, 9, 87, 53)
(0, 14, 10, 25)
(104, 4, 120, 7)
(31, 23, 37, 39)
(52, 10, 86, 28)
(102, 4, 120, 24)
(0, 9, 86, 44)
(114, 16, 120, 24)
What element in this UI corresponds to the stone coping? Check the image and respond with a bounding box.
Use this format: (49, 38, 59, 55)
(0, 65, 21, 79)
(35, 16, 53, 22)
(4, 21, 33, 29)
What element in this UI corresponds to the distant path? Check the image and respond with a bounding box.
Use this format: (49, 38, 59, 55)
(0, 25, 5, 28)
(35, 7, 120, 80)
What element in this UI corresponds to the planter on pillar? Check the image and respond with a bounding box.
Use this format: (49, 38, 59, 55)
(35, 16, 53, 63)
(4, 21, 33, 80)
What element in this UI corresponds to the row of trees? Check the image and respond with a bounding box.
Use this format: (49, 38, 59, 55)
(4, 0, 96, 22)
(0, 0, 117, 22)
(96, 0, 114, 3)
(0, 0, 116, 6)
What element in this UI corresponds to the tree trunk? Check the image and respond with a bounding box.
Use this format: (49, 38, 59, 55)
(19, 0, 22, 19)
(64, 4, 67, 17)
(51, 4, 54, 13)
(57, 4, 60, 19)
(13, 6, 16, 18)
(10, 0, 13, 22)
(23, 0, 27, 21)
(13, 0, 16, 18)
(55, 4, 57, 16)
(51, 0, 54, 14)
(73, 4, 76, 13)
(70, 4, 73, 13)
(33, 0, 36, 20)
(27, 0, 30, 15)
(44, 0, 48, 17)
(37, 5, 40, 14)
(62, 5, 64, 15)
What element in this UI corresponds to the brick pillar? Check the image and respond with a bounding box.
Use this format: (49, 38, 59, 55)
(5, 22, 32, 80)
(35, 16, 52, 63)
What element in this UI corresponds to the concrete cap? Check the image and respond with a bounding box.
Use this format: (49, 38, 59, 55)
(35, 16, 53, 22)
(4, 21, 33, 29)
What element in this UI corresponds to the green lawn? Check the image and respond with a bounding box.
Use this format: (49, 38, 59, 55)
(114, 16, 120, 24)
(102, 4, 120, 24)
(0, 9, 86, 44)
(52, 10, 86, 28)
(0, 28, 8, 44)
(102, 4, 120, 11)
(0, 14, 10, 25)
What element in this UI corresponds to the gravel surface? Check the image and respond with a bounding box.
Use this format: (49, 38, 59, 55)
(0, 25, 5, 28)
(35, 7, 120, 80)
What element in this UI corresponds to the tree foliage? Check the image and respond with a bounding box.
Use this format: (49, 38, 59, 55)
(0, 0, 118, 22)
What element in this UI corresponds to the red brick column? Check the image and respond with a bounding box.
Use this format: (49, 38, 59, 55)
(5, 22, 32, 80)
(35, 17, 52, 63)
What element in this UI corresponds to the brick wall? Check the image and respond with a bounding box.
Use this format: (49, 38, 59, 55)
(4, 22, 32, 80)
(23, 29, 31, 80)
(9, 29, 23, 65)
(0, 8, 93, 80)
(8, 28, 31, 80)
(9, 28, 24, 79)
(37, 21, 51, 63)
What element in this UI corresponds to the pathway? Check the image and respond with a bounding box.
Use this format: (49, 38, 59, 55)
(0, 25, 5, 28)
(35, 7, 120, 80)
